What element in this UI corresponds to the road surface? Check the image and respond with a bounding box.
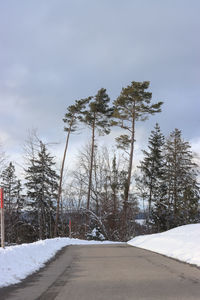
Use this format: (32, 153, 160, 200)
(0, 244, 200, 299)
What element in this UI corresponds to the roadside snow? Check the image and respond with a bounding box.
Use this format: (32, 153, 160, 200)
(135, 219, 145, 226)
(0, 238, 118, 288)
(1, 224, 199, 288)
(128, 223, 200, 267)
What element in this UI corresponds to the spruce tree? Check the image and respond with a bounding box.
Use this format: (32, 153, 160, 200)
(138, 123, 165, 222)
(110, 155, 120, 215)
(113, 81, 163, 237)
(1, 162, 18, 213)
(15, 179, 24, 214)
(153, 129, 199, 231)
(25, 141, 59, 239)
(1, 162, 20, 243)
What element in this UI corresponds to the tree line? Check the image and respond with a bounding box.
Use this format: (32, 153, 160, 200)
(0, 81, 199, 243)
(136, 124, 199, 232)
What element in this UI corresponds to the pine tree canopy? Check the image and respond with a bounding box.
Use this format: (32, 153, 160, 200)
(79, 88, 113, 135)
(115, 134, 131, 151)
(63, 97, 91, 133)
(113, 81, 163, 123)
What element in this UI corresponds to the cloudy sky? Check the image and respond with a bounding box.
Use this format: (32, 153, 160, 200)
(0, 0, 200, 174)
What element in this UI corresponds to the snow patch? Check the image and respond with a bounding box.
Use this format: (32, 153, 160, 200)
(0, 238, 118, 287)
(128, 223, 200, 267)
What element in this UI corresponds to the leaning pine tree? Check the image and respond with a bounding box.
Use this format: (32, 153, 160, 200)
(113, 81, 163, 239)
(54, 98, 90, 236)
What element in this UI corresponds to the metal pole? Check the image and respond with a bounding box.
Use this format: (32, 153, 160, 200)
(0, 188, 5, 249)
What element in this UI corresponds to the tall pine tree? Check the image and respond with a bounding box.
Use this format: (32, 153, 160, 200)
(113, 81, 163, 238)
(79, 88, 113, 212)
(54, 97, 90, 236)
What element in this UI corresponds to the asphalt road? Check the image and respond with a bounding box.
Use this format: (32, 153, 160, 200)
(0, 244, 200, 300)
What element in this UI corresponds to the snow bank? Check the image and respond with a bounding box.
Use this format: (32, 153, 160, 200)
(135, 219, 145, 226)
(0, 238, 117, 287)
(128, 223, 200, 267)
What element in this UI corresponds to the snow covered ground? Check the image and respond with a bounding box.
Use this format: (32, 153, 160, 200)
(1, 224, 199, 288)
(0, 238, 118, 288)
(128, 223, 200, 267)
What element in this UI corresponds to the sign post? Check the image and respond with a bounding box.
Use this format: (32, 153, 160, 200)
(0, 188, 5, 248)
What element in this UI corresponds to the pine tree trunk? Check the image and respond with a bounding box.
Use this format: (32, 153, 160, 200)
(54, 119, 73, 237)
(87, 117, 95, 211)
(85, 117, 95, 234)
(93, 152, 99, 216)
(123, 104, 135, 239)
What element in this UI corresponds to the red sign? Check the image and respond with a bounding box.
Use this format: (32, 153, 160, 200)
(0, 188, 3, 209)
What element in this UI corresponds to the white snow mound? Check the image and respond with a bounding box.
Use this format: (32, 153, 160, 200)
(0, 238, 118, 288)
(128, 223, 200, 266)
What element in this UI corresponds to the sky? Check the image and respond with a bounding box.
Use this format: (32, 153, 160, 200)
(0, 0, 200, 176)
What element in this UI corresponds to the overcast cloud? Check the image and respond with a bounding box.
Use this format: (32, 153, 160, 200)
(0, 0, 200, 174)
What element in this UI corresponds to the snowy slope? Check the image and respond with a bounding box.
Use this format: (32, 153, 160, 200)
(128, 223, 200, 267)
(0, 238, 118, 288)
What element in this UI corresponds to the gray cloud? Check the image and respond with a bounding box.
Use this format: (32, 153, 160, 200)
(0, 0, 199, 168)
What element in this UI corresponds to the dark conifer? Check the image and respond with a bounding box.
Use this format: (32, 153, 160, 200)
(1, 162, 18, 213)
(1, 162, 21, 243)
(25, 142, 59, 239)
(153, 129, 199, 230)
(138, 123, 165, 222)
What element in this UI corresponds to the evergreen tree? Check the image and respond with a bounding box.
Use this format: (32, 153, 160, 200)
(110, 154, 120, 215)
(25, 141, 59, 239)
(113, 81, 163, 237)
(79, 88, 113, 212)
(54, 97, 90, 236)
(1, 162, 18, 213)
(15, 179, 24, 214)
(1, 162, 21, 243)
(152, 129, 199, 231)
(137, 123, 165, 222)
